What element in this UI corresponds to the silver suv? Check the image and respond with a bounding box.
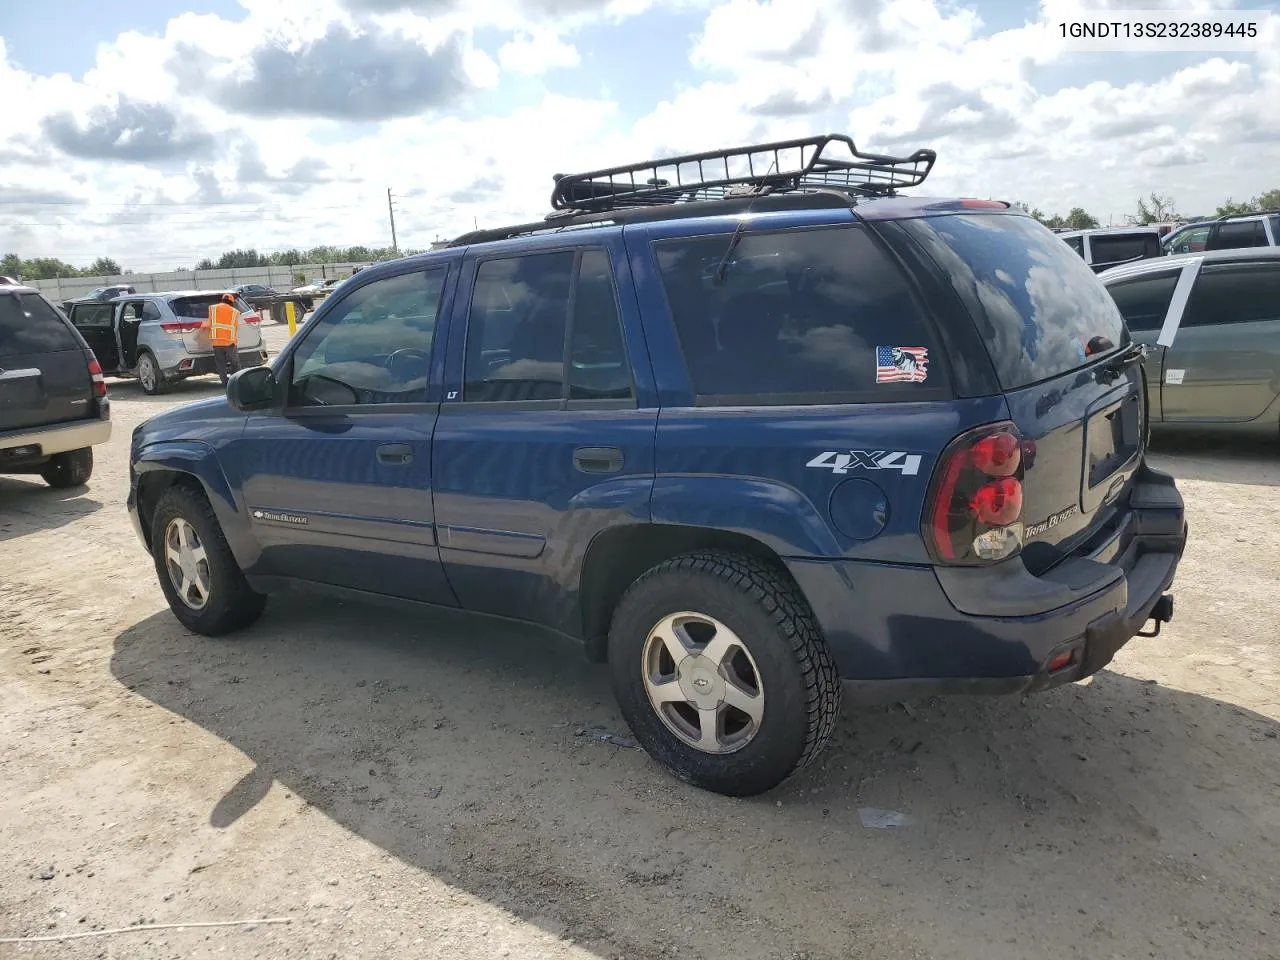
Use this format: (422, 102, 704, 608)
(1162, 212, 1279, 255)
(66, 291, 267, 395)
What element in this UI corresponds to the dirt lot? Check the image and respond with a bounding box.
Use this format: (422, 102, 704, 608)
(3, 322, 1278, 960)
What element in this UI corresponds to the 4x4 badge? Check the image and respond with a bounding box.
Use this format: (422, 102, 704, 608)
(806, 450, 922, 476)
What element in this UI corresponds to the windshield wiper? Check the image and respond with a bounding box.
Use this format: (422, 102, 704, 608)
(1095, 341, 1149, 385)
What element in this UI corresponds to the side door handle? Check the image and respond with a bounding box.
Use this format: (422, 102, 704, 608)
(376, 443, 414, 466)
(573, 446, 623, 475)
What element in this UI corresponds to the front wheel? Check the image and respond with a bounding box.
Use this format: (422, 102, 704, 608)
(150, 485, 266, 636)
(41, 448, 93, 488)
(608, 551, 841, 797)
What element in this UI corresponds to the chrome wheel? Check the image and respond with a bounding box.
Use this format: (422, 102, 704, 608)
(164, 517, 211, 610)
(642, 611, 765, 754)
(138, 354, 157, 393)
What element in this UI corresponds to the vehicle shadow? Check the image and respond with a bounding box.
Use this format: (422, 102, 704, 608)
(111, 598, 1280, 960)
(0, 477, 103, 542)
(1147, 430, 1280, 487)
(106, 377, 227, 405)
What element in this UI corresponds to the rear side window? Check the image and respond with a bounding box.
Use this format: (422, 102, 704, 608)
(1089, 233, 1158, 266)
(1209, 220, 1268, 250)
(0, 292, 81, 355)
(1107, 271, 1179, 332)
(1063, 236, 1084, 257)
(654, 225, 940, 402)
(900, 213, 1126, 390)
(463, 248, 634, 403)
(1183, 262, 1280, 328)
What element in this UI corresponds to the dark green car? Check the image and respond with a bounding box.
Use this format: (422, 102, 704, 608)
(1100, 248, 1280, 437)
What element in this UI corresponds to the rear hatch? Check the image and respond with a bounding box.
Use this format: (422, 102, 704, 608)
(0, 290, 94, 433)
(901, 213, 1144, 574)
(167, 295, 263, 353)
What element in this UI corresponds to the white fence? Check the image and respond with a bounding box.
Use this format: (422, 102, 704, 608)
(25, 262, 377, 302)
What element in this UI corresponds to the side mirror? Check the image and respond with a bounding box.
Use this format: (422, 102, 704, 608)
(227, 366, 276, 411)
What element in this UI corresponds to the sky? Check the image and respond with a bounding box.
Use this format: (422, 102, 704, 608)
(0, 0, 1278, 272)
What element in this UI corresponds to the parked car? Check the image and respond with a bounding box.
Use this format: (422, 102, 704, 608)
(1058, 226, 1163, 272)
(1161, 211, 1279, 255)
(62, 284, 137, 314)
(128, 135, 1185, 796)
(289, 277, 345, 313)
(231, 284, 310, 324)
(1100, 247, 1280, 436)
(1, 284, 111, 487)
(68, 291, 267, 396)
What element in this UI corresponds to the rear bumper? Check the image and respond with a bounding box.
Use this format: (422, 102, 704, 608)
(1, 417, 112, 463)
(167, 349, 267, 378)
(786, 462, 1186, 699)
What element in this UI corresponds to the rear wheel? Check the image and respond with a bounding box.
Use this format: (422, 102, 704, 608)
(40, 448, 93, 488)
(136, 351, 167, 396)
(150, 484, 266, 636)
(608, 551, 841, 796)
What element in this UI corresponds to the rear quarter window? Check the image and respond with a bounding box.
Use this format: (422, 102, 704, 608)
(654, 224, 944, 403)
(0, 292, 82, 356)
(1089, 233, 1159, 266)
(900, 213, 1126, 390)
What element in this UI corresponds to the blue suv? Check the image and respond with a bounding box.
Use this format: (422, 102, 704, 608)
(129, 135, 1186, 796)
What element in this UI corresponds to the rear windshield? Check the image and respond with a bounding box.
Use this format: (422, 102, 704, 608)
(170, 295, 251, 318)
(1089, 233, 1160, 267)
(900, 213, 1126, 390)
(0, 292, 81, 356)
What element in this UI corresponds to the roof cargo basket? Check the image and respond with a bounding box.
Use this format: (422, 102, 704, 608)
(549, 134, 936, 213)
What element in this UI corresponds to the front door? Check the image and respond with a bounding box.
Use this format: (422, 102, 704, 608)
(1161, 260, 1280, 422)
(432, 242, 657, 633)
(227, 265, 458, 605)
(68, 302, 121, 372)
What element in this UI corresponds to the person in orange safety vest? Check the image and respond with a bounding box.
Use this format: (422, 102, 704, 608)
(206, 292, 242, 385)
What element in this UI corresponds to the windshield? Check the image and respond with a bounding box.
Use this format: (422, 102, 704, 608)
(900, 213, 1126, 390)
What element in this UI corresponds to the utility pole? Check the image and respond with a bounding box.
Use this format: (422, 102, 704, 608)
(387, 188, 399, 256)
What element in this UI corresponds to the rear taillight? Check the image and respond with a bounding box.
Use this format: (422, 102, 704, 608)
(160, 321, 203, 334)
(241, 313, 260, 324)
(924, 421, 1025, 564)
(88, 358, 108, 399)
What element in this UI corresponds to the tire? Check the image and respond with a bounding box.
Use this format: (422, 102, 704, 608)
(40, 447, 93, 488)
(608, 551, 841, 797)
(136, 351, 167, 396)
(150, 484, 267, 636)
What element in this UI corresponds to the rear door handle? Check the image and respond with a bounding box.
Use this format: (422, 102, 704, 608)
(573, 446, 624, 474)
(376, 443, 414, 466)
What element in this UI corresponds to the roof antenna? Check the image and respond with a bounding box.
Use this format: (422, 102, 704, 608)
(712, 157, 778, 286)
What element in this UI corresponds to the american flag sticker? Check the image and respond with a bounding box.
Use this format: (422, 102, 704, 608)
(875, 346, 930, 384)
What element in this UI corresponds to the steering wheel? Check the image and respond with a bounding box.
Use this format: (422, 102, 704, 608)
(384, 347, 430, 381)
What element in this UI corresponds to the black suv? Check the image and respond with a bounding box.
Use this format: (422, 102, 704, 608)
(1, 285, 112, 487)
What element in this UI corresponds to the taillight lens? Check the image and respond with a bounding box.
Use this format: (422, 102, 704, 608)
(242, 313, 260, 324)
(88, 358, 108, 399)
(924, 421, 1026, 564)
(160, 321, 202, 334)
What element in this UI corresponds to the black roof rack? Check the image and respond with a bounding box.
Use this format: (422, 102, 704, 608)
(1215, 208, 1280, 221)
(450, 133, 935, 247)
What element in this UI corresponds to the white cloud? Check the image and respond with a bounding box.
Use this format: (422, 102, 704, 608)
(1, 0, 1278, 270)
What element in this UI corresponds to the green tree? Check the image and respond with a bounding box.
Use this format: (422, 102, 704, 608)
(87, 257, 122, 276)
(1257, 189, 1280, 211)
(1064, 207, 1100, 229)
(1131, 192, 1180, 224)
(1215, 197, 1255, 217)
(1, 253, 21, 278)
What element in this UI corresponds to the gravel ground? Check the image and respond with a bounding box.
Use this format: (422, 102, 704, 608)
(2, 322, 1278, 960)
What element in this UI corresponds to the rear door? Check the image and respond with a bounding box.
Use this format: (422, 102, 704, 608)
(69, 302, 121, 373)
(1207, 220, 1269, 251)
(432, 236, 658, 633)
(0, 290, 93, 432)
(899, 213, 1143, 574)
(117, 300, 147, 367)
(1160, 260, 1280, 422)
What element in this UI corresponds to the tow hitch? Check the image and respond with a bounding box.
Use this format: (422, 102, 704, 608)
(1137, 593, 1175, 638)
